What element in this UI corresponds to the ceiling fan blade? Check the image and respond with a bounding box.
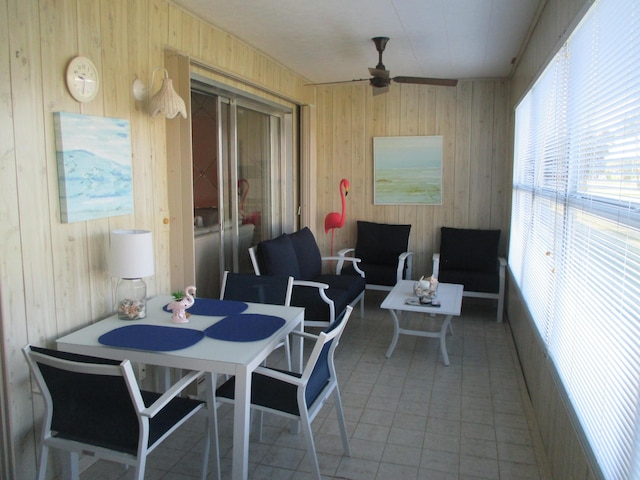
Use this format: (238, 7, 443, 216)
(392, 76, 458, 87)
(369, 67, 390, 79)
(305, 78, 370, 86)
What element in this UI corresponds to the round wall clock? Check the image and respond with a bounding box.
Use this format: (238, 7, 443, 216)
(66, 56, 99, 103)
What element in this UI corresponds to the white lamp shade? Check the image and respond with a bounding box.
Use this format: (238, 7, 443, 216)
(109, 230, 155, 279)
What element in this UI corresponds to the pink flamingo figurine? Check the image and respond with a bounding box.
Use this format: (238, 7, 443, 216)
(167, 286, 196, 324)
(324, 178, 350, 255)
(238, 178, 261, 226)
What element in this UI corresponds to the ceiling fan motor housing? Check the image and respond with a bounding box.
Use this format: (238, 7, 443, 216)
(370, 76, 390, 88)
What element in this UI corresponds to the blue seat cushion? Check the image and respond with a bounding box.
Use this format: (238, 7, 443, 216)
(346, 262, 398, 286)
(288, 227, 322, 280)
(291, 284, 353, 322)
(257, 233, 301, 278)
(439, 227, 500, 274)
(437, 269, 500, 294)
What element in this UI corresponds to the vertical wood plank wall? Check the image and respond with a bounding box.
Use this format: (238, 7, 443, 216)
(311, 80, 511, 276)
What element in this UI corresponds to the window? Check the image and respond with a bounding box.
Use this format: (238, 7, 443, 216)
(510, 0, 640, 478)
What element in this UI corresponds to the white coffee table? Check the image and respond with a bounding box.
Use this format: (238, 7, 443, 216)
(380, 280, 463, 365)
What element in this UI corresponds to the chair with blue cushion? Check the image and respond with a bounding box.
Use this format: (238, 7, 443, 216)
(337, 220, 413, 293)
(215, 305, 353, 480)
(22, 345, 209, 480)
(432, 226, 506, 322)
(249, 227, 365, 328)
(220, 270, 294, 368)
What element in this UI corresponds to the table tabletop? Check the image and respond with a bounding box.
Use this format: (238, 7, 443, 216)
(57, 295, 304, 375)
(380, 280, 463, 316)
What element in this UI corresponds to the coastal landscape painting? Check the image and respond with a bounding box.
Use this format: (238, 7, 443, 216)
(374, 136, 443, 205)
(54, 112, 133, 223)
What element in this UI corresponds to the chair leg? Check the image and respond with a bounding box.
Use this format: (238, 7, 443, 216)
(200, 408, 211, 480)
(300, 410, 322, 480)
(66, 451, 79, 480)
(497, 296, 504, 323)
(36, 443, 49, 480)
(284, 335, 292, 370)
(332, 387, 351, 456)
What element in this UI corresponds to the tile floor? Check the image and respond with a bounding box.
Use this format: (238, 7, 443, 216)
(76, 292, 551, 480)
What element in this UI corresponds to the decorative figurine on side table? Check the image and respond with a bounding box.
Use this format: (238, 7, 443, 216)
(167, 286, 196, 323)
(414, 275, 439, 303)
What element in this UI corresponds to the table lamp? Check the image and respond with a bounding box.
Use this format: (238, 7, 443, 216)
(109, 229, 154, 320)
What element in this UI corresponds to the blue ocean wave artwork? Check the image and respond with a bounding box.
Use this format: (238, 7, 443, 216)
(54, 112, 133, 223)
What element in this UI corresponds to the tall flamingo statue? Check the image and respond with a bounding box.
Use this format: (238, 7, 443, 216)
(324, 178, 350, 255)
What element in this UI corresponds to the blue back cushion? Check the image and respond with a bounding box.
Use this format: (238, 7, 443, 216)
(439, 227, 500, 273)
(289, 227, 322, 280)
(355, 221, 411, 266)
(257, 234, 301, 278)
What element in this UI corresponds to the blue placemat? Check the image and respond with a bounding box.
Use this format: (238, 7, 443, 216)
(204, 314, 286, 342)
(98, 324, 205, 351)
(163, 298, 248, 316)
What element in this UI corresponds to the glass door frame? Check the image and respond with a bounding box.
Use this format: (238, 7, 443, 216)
(191, 76, 295, 295)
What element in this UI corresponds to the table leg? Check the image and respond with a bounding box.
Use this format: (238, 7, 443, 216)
(205, 373, 220, 480)
(232, 368, 251, 480)
(385, 309, 401, 358)
(439, 315, 453, 366)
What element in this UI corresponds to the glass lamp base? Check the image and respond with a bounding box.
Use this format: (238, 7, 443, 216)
(116, 278, 147, 320)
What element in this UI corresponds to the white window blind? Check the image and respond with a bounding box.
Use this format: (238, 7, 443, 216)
(509, 0, 640, 478)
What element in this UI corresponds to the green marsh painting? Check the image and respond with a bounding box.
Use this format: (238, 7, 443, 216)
(374, 136, 443, 205)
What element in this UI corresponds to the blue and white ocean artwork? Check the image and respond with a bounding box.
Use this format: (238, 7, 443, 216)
(54, 112, 133, 223)
(374, 136, 443, 205)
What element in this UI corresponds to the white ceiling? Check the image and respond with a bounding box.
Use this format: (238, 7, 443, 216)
(172, 0, 541, 84)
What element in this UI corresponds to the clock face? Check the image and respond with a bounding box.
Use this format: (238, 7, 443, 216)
(66, 56, 99, 103)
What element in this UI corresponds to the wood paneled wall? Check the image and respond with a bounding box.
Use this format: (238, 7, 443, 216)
(311, 80, 511, 276)
(0, 1, 309, 477)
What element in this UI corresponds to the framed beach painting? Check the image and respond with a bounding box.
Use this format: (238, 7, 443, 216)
(54, 112, 133, 223)
(373, 135, 443, 205)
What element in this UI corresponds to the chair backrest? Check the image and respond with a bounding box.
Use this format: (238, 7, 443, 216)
(355, 221, 411, 265)
(439, 227, 501, 273)
(220, 271, 293, 306)
(23, 345, 143, 455)
(302, 305, 353, 407)
(254, 227, 322, 280)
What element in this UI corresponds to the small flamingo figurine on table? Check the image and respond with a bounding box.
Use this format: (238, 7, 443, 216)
(167, 286, 196, 323)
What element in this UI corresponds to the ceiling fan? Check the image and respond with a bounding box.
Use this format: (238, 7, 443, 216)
(309, 37, 458, 95)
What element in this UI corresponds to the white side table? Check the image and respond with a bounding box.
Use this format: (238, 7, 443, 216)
(380, 281, 463, 365)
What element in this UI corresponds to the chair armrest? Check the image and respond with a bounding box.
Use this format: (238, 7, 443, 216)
(290, 330, 320, 341)
(335, 248, 355, 275)
(141, 370, 204, 418)
(323, 255, 360, 263)
(432, 253, 440, 279)
(294, 279, 329, 290)
(330, 251, 365, 277)
(254, 366, 305, 387)
(397, 251, 414, 281)
(293, 279, 336, 324)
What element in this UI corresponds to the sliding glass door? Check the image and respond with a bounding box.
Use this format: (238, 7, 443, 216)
(191, 84, 290, 298)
